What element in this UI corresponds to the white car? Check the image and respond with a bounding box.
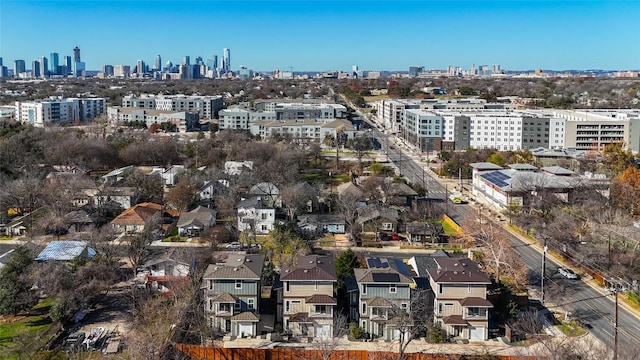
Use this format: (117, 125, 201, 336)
(558, 267, 579, 279)
(225, 242, 242, 250)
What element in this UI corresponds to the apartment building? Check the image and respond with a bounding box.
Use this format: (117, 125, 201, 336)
(552, 110, 640, 152)
(107, 107, 199, 132)
(278, 255, 337, 339)
(15, 98, 106, 127)
(121, 94, 224, 120)
(202, 254, 265, 337)
(248, 118, 356, 142)
(402, 109, 443, 153)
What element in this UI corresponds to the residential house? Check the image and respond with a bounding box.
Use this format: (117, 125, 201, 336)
(405, 221, 444, 245)
(249, 182, 281, 208)
(278, 255, 337, 339)
(35, 241, 96, 262)
(161, 165, 185, 187)
(137, 249, 191, 293)
(101, 166, 133, 184)
(4, 213, 29, 236)
(94, 187, 138, 209)
(237, 197, 276, 235)
(336, 182, 364, 200)
(297, 214, 346, 234)
(383, 182, 419, 207)
(64, 209, 97, 233)
(202, 254, 265, 338)
(425, 257, 493, 341)
(356, 205, 399, 234)
(110, 202, 162, 234)
(292, 182, 320, 213)
(351, 257, 415, 341)
(176, 206, 217, 237)
(198, 180, 227, 204)
(224, 161, 254, 176)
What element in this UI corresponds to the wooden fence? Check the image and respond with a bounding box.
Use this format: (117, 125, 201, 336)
(174, 345, 542, 360)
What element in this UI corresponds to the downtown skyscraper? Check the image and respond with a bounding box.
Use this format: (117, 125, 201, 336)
(223, 48, 230, 73)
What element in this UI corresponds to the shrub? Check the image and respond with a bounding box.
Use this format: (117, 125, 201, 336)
(426, 323, 446, 343)
(349, 322, 364, 340)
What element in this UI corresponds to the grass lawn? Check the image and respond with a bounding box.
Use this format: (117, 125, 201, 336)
(440, 220, 460, 237)
(0, 298, 56, 350)
(556, 320, 587, 337)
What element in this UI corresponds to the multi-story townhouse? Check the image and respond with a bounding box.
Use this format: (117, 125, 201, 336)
(278, 255, 337, 339)
(237, 196, 276, 235)
(351, 257, 415, 340)
(425, 257, 493, 341)
(202, 254, 265, 338)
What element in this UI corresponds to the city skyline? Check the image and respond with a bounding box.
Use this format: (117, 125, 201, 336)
(1, 1, 639, 72)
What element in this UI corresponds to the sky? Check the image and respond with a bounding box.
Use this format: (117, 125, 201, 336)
(1, 0, 639, 72)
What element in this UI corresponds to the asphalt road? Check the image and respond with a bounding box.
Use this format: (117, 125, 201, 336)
(353, 104, 640, 353)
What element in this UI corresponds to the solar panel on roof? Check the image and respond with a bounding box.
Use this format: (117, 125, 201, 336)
(482, 171, 511, 188)
(393, 259, 412, 276)
(367, 258, 376, 268)
(372, 273, 400, 282)
(381, 261, 389, 268)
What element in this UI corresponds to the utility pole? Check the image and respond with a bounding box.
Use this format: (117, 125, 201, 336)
(542, 240, 548, 304)
(614, 289, 619, 360)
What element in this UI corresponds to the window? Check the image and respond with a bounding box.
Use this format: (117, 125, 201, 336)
(262, 213, 267, 220)
(315, 305, 328, 314)
(209, 280, 214, 290)
(401, 303, 408, 311)
(234, 299, 241, 309)
(382, 223, 392, 231)
(351, 292, 357, 303)
(315, 281, 318, 291)
(362, 303, 367, 314)
(362, 285, 367, 294)
(468, 307, 480, 317)
(209, 298, 213, 310)
(438, 285, 442, 294)
(468, 285, 472, 293)
(389, 285, 397, 293)
(235, 280, 242, 289)
(248, 298, 255, 310)
(285, 301, 290, 312)
(285, 281, 290, 292)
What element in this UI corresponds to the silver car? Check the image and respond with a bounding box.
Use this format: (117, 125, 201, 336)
(558, 267, 579, 279)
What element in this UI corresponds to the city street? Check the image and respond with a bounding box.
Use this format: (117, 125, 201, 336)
(351, 101, 640, 353)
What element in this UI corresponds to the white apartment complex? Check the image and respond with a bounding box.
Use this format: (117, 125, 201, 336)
(14, 97, 106, 127)
(107, 107, 200, 133)
(372, 98, 640, 153)
(121, 94, 224, 120)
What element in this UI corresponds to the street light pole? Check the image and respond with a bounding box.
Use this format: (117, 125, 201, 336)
(541, 223, 547, 304)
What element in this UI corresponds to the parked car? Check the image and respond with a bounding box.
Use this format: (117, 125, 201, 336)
(225, 241, 242, 250)
(389, 233, 400, 241)
(558, 267, 579, 279)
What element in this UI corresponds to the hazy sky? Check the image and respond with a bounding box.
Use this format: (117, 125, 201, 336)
(1, 0, 638, 72)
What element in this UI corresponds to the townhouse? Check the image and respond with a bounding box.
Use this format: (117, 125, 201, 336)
(278, 255, 337, 339)
(425, 257, 493, 341)
(202, 254, 265, 338)
(350, 257, 415, 341)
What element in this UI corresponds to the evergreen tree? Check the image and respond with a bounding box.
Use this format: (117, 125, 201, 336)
(0, 246, 37, 315)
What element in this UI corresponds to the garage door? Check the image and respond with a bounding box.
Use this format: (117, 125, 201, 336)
(315, 324, 331, 338)
(469, 326, 485, 340)
(238, 323, 254, 338)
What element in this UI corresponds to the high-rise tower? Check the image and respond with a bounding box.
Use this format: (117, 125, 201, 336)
(223, 48, 230, 73)
(14, 60, 26, 77)
(73, 46, 81, 62)
(155, 55, 162, 71)
(50, 52, 59, 75)
(39, 56, 48, 78)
